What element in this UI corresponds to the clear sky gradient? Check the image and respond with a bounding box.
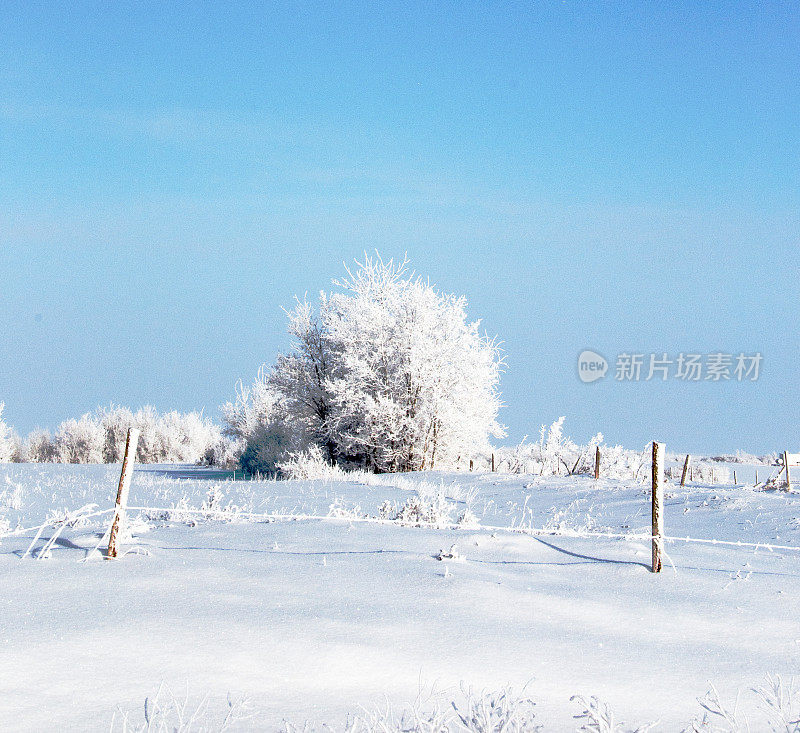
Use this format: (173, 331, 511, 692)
(1, 2, 798, 453)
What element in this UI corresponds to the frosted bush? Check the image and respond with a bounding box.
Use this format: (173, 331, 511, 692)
(706, 451, 779, 466)
(328, 497, 364, 519)
(593, 443, 648, 482)
(158, 410, 223, 463)
(495, 419, 647, 482)
(457, 507, 481, 528)
(133, 405, 221, 464)
(221, 367, 295, 475)
(22, 428, 56, 462)
(54, 413, 105, 463)
(97, 404, 135, 462)
(390, 489, 455, 528)
(278, 445, 346, 480)
(30, 405, 229, 466)
(221, 366, 286, 446)
(142, 495, 197, 526)
(200, 434, 243, 469)
(9, 432, 24, 462)
(686, 683, 745, 732)
(238, 420, 295, 476)
(752, 674, 800, 733)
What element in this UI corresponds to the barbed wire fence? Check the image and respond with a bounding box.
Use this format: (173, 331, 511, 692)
(4, 430, 800, 566)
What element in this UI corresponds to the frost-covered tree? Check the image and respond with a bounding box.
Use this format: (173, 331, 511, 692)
(131, 405, 161, 463)
(22, 429, 56, 462)
(199, 433, 242, 469)
(228, 255, 505, 473)
(157, 410, 223, 463)
(321, 257, 504, 470)
(54, 413, 105, 463)
(0, 403, 15, 463)
(97, 404, 135, 462)
(17, 405, 228, 465)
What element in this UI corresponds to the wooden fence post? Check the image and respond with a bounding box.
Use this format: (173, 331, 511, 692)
(491, 453, 495, 472)
(784, 451, 791, 489)
(733, 470, 737, 485)
(107, 428, 140, 559)
(680, 454, 690, 487)
(594, 447, 600, 480)
(469, 459, 474, 471)
(651, 441, 664, 573)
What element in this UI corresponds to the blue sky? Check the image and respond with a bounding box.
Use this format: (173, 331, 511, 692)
(1, 1, 798, 453)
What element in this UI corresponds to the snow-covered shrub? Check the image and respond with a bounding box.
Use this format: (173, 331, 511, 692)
(97, 404, 135, 462)
(387, 488, 455, 528)
(132, 405, 161, 463)
(686, 683, 746, 733)
(495, 418, 647, 481)
(22, 429, 55, 462)
(9, 432, 23, 462)
(222, 366, 284, 444)
(278, 445, 345, 480)
(0, 403, 15, 463)
(327, 496, 364, 519)
(495, 418, 582, 476)
(222, 368, 295, 474)
(198, 485, 246, 520)
(157, 410, 223, 463)
(706, 450, 779, 466)
(457, 507, 481, 528)
(227, 254, 505, 474)
(200, 434, 243, 469)
(54, 413, 105, 463)
(42, 406, 226, 465)
(237, 420, 294, 475)
(537, 416, 577, 475)
(592, 443, 648, 482)
(100, 405, 224, 465)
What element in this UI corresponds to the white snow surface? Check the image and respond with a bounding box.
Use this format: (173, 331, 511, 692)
(1, 462, 799, 730)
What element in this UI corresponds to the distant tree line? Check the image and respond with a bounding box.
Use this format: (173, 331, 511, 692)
(0, 403, 238, 466)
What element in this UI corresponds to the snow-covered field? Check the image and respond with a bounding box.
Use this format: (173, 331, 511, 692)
(2, 462, 800, 731)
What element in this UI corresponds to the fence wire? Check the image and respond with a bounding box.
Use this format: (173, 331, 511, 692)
(6, 503, 800, 558)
